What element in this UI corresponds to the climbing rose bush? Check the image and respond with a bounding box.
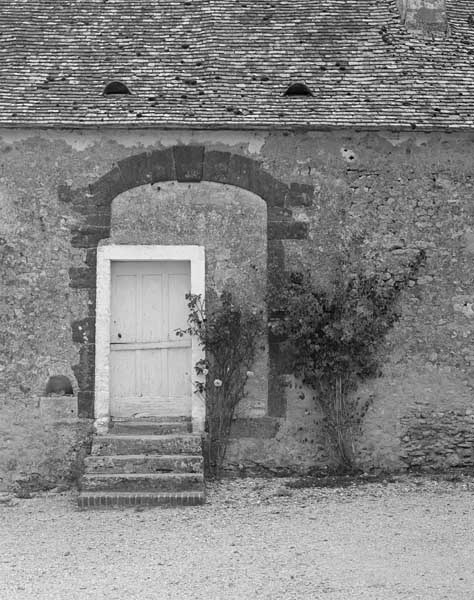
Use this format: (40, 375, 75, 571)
(177, 290, 264, 477)
(271, 247, 426, 469)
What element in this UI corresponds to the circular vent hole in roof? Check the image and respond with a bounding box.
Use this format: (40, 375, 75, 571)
(284, 82, 313, 97)
(103, 81, 132, 95)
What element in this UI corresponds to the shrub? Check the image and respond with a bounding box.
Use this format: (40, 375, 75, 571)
(177, 291, 264, 477)
(271, 248, 425, 469)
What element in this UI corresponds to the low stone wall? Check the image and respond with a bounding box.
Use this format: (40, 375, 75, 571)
(0, 395, 93, 492)
(400, 408, 474, 470)
(224, 377, 331, 475)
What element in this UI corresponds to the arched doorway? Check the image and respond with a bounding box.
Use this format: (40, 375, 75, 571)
(94, 181, 268, 433)
(66, 146, 311, 423)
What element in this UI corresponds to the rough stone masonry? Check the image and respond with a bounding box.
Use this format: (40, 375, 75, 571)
(1, 127, 474, 490)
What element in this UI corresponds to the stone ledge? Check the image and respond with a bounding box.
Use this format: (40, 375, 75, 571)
(229, 417, 281, 439)
(39, 396, 78, 422)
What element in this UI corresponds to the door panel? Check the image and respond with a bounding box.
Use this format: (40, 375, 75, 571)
(109, 260, 191, 418)
(140, 349, 167, 397)
(168, 273, 190, 340)
(141, 274, 164, 342)
(110, 349, 137, 399)
(168, 347, 190, 396)
(111, 274, 137, 343)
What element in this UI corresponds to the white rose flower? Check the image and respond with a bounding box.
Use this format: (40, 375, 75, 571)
(213, 379, 223, 387)
(202, 368, 209, 375)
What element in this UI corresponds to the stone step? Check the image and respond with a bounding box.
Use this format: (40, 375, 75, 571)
(81, 472, 204, 492)
(110, 421, 191, 435)
(84, 454, 203, 474)
(91, 434, 202, 456)
(113, 416, 191, 422)
(78, 491, 205, 509)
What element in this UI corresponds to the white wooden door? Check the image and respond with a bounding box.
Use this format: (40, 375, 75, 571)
(109, 260, 191, 418)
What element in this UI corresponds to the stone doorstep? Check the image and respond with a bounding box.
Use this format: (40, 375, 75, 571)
(80, 422, 205, 509)
(110, 421, 191, 435)
(81, 472, 205, 492)
(77, 491, 205, 509)
(84, 454, 203, 474)
(112, 416, 191, 422)
(91, 434, 202, 456)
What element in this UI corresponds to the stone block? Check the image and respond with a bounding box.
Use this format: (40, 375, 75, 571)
(72, 197, 96, 215)
(173, 145, 204, 182)
(72, 344, 95, 390)
(268, 219, 309, 240)
(84, 454, 202, 474)
(88, 167, 127, 204)
(117, 152, 155, 189)
(39, 396, 78, 421)
(78, 391, 94, 419)
(227, 154, 258, 191)
(85, 249, 97, 268)
(446, 453, 461, 467)
(57, 183, 75, 204)
(116, 149, 176, 188)
(202, 150, 231, 183)
(71, 227, 110, 248)
(268, 206, 293, 221)
(268, 370, 287, 418)
(203, 151, 289, 207)
(81, 472, 204, 492)
(287, 182, 314, 207)
(86, 290, 97, 318)
(85, 210, 112, 228)
(267, 239, 285, 279)
(68, 267, 95, 289)
(148, 147, 176, 182)
(71, 317, 95, 344)
(92, 434, 202, 456)
(253, 170, 288, 207)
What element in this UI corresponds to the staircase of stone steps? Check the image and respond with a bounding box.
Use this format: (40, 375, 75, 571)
(78, 418, 205, 509)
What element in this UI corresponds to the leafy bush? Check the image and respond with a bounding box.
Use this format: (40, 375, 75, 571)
(177, 291, 264, 477)
(271, 248, 425, 469)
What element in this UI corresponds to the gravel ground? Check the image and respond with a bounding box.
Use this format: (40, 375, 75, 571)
(1, 475, 474, 600)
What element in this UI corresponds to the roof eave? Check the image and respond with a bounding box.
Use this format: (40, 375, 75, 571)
(0, 121, 473, 132)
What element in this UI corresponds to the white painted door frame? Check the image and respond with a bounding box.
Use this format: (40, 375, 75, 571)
(94, 243, 206, 434)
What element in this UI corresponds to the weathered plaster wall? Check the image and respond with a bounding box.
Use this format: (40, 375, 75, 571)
(110, 182, 268, 417)
(1, 126, 474, 486)
(266, 129, 474, 473)
(226, 377, 329, 476)
(0, 138, 93, 489)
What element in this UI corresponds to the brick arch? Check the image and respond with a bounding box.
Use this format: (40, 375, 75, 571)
(60, 145, 313, 419)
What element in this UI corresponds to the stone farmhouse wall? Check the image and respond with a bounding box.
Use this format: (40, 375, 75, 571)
(1, 127, 474, 489)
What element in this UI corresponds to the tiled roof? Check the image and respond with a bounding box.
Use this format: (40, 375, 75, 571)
(0, 0, 474, 129)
